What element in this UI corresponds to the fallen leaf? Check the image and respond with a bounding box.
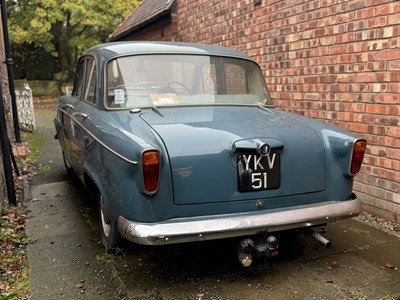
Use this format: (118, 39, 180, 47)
(74, 283, 84, 289)
(89, 236, 99, 243)
(326, 280, 336, 284)
(44, 224, 51, 229)
(9, 213, 19, 222)
(384, 262, 394, 268)
(329, 261, 340, 268)
(14, 224, 25, 232)
(0, 283, 10, 290)
(136, 258, 144, 268)
(9, 264, 20, 271)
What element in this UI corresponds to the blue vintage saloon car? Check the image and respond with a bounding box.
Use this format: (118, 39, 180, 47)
(54, 42, 366, 266)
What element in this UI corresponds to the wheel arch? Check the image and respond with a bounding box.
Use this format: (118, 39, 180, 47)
(83, 168, 124, 251)
(83, 171, 100, 203)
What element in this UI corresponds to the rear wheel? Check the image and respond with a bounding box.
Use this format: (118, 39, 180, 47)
(99, 193, 122, 252)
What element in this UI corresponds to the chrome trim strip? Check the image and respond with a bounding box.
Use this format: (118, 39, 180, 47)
(60, 108, 138, 165)
(118, 197, 363, 246)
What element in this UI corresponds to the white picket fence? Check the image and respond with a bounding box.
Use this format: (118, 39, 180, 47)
(16, 83, 35, 132)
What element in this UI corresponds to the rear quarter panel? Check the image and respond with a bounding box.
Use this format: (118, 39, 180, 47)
(81, 110, 175, 223)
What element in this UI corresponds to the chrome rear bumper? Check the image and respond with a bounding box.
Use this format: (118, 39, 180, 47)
(118, 197, 362, 245)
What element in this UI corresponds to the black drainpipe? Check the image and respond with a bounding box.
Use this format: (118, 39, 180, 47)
(0, 0, 17, 205)
(1, 0, 21, 143)
(0, 82, 16, 205)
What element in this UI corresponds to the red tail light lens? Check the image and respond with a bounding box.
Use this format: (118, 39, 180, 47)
(142, 150, 160, 194)
(350, 139, 367, 175)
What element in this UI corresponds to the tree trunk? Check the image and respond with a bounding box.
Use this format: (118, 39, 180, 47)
(53, 14, 71, 75)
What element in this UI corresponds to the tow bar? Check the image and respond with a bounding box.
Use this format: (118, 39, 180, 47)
(238, 236, 279, 267)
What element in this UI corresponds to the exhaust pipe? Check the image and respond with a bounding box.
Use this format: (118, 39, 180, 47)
(308, 229, 332, 248)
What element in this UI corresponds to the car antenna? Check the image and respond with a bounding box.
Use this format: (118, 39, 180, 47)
(151, 106, 164, 117)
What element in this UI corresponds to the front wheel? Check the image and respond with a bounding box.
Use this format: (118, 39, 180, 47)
(99, 193, 122, 252)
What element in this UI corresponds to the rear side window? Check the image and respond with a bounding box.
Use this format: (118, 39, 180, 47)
(73, 60, 85, 99)
(84, 59, 96, 104)
(72, 57, 97, 105)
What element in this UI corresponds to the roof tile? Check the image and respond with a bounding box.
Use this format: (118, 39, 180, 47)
(110, 0, 175, 41)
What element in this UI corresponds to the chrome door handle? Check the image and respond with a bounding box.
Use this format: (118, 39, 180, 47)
(80, 113, 89, 119)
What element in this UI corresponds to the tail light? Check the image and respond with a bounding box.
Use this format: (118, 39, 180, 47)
(350, 139, 367, 175)
(142, 150, 160, 194)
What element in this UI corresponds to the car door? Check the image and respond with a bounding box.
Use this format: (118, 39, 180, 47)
(61, 57, 97, 180)
(73, 57, 97, 180)
(59, 59, 85, 175)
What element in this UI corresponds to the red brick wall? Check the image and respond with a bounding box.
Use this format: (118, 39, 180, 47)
(177, 0, 400, 223)
(123, 15, 179, 41)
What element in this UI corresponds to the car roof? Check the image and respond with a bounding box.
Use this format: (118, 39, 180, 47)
(83, 41, 253, 61)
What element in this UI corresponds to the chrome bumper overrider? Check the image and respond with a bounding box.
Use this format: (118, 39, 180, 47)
(118, 198, 362, 245)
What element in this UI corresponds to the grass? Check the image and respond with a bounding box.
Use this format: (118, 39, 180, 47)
(95, 247, 124, 264)
(24, 131, 42, 164)
(24, 128, 52, 175)
(95, 253, 116, 264)
(39, 164, 52, 173)
(0, 205, 30, 300)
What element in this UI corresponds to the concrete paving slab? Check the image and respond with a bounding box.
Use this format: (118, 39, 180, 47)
(31, 181, 82, 200)
(28, 196, 83, 217)
(28, 263, 123, 299)
(27, 232, 98, 269)
(26, 181, 128, 300)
